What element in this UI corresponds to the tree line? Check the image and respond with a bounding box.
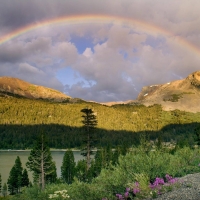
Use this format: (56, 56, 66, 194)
(1, 96, 200, 149)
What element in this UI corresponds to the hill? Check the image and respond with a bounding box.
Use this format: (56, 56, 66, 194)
(0, 96, 200, 149)
(0, 72, 200, 149)
(128, 71, 200, 113)
(0, 76, 71, 102)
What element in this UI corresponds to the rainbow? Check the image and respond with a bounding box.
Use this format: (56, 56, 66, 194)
(0, 14, 200, 56)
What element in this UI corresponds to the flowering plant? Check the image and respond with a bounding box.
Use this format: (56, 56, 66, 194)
(149, 174, 180, 197)
(49, 190, 70, 199)
(107, 174, 181, 200)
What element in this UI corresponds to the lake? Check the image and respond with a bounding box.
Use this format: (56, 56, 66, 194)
(0, 150, 84, 185)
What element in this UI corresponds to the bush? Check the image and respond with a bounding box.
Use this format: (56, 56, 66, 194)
(10, 147, 200, 200)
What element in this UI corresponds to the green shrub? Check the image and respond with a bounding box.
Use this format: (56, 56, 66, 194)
(10, 147, 200, 200)
(168, 147, 200, 177)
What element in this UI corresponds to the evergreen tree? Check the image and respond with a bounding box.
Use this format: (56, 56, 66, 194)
(93, 149, 104, 177)
(2, 183, 7, 197)
(75, 159, 87, 182)
(112, 147, 120, 165)
(7, 166, 17, 194)
(0, 173, 1, 194)
(46, 161, 57, 184)
(104, 145, 113, 166)
(194, 125, 200, 146)
(15, 156, 23, 192)
(61, 149, 76, 184)
(81, 108, 97, 171)
(86, 159, 96, 182)
(155, 135, 163, 150)
(21, 169, 29, 187)
(119, 144, 129, 156)
(7, 156, 23, 194)
(26, 133, 57, 190)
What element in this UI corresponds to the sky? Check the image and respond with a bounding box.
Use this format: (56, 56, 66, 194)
(0, 0, 200, 102)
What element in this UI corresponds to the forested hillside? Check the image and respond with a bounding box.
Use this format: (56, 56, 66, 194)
(0, 96, 200, 149)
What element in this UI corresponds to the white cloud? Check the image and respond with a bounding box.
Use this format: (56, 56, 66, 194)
(18, 63, 45, 76)
(83, 48, 93, 58)
(1, 0, 200, 101)
(52, 42, 78, 66)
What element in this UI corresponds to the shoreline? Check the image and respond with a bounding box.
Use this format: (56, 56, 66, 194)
(0, 149, 82, 152)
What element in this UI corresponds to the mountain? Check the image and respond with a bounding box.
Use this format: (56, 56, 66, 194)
(1, 71, 200, 112)
(134, 71, 200, 112)
(0, 77, 71, 102)
(0, 74, 200, 149)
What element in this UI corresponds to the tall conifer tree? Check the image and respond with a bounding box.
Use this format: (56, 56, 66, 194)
(7, 156, 23, 194)
(21, 169, 29, 187)
(0, 173, 1, 193)
(2, 183, 7, 197)
(81, 108, 97, 171)
(61, 149, 76, 184)
(26, 133, 57, 190)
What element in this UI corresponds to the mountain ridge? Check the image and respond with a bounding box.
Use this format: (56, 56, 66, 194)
(0, 76, 71, 102)
(133, 71, 200, 112)
(0, 71, 200, 112)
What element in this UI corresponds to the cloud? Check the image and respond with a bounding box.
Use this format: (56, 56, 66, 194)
(18, 63, 44, 76)
(51, 42, 78, 66)
(1, 0, 200, 102)
(18, 62, 64, 92)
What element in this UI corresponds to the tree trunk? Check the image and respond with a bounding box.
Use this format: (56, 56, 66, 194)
(87, 132, 90, 171)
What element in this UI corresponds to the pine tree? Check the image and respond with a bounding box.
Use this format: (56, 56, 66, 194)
(26, 133, 57, 190)
(81, 108, 97, 171)
(112, 147, 120, 165)
(7, 156, 23, 194)
(21, 169, 29, 187)
(46, 161, 57, 184)
(87, 159, 96, 182)
(119, 144, 129, 156)
(7, 165, 17, 194)
(104, 145, 113, 166)
(15, 156, 23, 192)
(2, 183, 7, 197)
(61, 149, 76, 184)
(194, 125, 200, 146)
(75, 159, 87, 182)
(0, 174, 1, 193)
(93, 149, 103, 177)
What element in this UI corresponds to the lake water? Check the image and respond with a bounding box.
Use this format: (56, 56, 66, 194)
(0, 150, 84, 185)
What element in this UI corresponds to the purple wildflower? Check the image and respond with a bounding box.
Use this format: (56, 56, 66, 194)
(116, 194, 124, 200)
(135, 182, 139, 187)
(165, 174, 173, 181)
(165, 174, 179, 184)
(133, 188, 140, 194)
(150, 177, 165, 189)
(124, 192, 129, 198)
(132, 181, 140, 194)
